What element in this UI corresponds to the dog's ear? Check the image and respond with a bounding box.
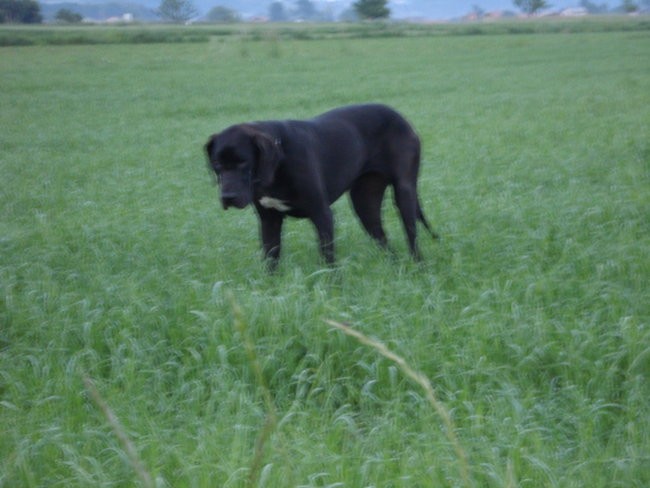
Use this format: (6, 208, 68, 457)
(252, 132, 283, 187)
(204, 134, 219, 185)
(204, 134, 218, 160)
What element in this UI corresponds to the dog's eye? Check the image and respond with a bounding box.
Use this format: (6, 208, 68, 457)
(229, 157, 246, 166)
(221, 159, 248, 172)
(218, 147, 246, 165)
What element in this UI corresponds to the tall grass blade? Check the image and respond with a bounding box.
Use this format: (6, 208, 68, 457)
(230, 295, 279, 488)
(324, 319, 473, 487)
(83, 376, 154, 488)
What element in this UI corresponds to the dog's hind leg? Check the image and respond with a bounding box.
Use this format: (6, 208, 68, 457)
(350, 173, 390, 249)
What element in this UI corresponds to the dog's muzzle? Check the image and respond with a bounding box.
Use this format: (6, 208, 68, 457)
(221, 194, 248, 210)
(219, 170, 252, 210)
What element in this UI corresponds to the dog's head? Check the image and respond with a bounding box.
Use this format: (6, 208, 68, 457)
(204, 124, 283, 210)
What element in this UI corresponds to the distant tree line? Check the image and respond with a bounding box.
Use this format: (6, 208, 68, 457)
(198, 0, 648, 24)
(512, 0, 648, 14)
(154, 0, 392, 24)
(267, 0, 390, 23)
(158, 0, 197, 23)
(0, 0, 41, 23)
(205, 5, 240, 23)
(55, 8, 83, 23)
(2, 0, 648, 25)
(513, 0, 549, 14)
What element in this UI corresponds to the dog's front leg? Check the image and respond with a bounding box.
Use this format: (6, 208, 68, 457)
(310, 206, 335, 265)
(259, 212, 284, 271)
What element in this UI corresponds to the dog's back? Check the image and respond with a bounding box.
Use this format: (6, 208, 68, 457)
(315, 103, 416, 137)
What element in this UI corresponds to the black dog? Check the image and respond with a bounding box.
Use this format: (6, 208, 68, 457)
(205, 103, 437, 269)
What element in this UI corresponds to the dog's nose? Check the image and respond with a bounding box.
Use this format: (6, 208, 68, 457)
(221, 196, 238, 210)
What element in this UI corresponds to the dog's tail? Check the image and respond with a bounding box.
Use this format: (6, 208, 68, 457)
(417, 200, 439, 240)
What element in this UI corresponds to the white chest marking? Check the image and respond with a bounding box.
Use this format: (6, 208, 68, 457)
(259, 196, 291, 212)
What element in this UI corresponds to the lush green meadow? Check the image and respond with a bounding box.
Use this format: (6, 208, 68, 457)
(1, 23, 649, 487)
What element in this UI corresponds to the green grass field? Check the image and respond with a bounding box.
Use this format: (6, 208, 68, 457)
(1, 23, 649, 487)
